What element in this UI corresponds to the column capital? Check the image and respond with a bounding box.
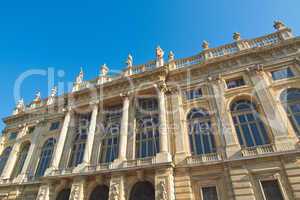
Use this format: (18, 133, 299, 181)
(120, 91, 133, 99)
(246, 64, 264, 75)
(154, 81, 170, 94)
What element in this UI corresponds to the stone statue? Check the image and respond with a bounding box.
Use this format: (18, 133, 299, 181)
(126, 54, 133, 67)
(13, 99, 25, 114)
(33, 91, 42, 103)
(47, 87, 57, 105)
(159, 181, 168, 200)
(156, 46, 165, 67)
(70, 185, 80, 200)
(76, 68, 84, 84)
(100, 64, 109, 76)
(156, 46, 164, 59)
(168, 51, 174, 62)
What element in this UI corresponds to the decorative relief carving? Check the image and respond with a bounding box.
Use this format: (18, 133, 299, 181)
(70, 184, 80, 200)
(36, 185, 48, 200)
(159, 181, 168, 200)
(110, 183, 119, 200)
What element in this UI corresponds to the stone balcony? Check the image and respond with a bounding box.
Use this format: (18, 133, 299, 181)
(186, 152, 223, 166)
(241, 144, 276, 157)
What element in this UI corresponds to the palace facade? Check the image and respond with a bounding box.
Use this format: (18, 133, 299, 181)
(1, 21, 300, 200)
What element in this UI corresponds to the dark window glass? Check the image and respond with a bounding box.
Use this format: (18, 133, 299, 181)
(129, 181, 155, 200)
(36, 138, 56, 177)
(271, 67, 294, 80)
(202, 186, 219, 200)
(89, 185, 109, 200)
(231, 100, 269, 148)
(9, 132, 17, 140)
(56, 189, 71, 200)
(49, 122, 60, 131)
(0, 147, 12, 174)
(12, 143, 30, 178)
(261, 180, 284, 200)
(28, 126, 35, 134)
(186, 88, 203, 100)
(226, 78, 245, 89)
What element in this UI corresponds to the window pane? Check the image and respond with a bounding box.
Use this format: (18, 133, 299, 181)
(250, 123, 263, 145)
(241, 125, 254, 147)
(202, 186, 218, 200)
(290, 104, 300, 113)
(261, 180, 284, 200)
(226, 78, 245, 89)
(272, 68, 294, 80)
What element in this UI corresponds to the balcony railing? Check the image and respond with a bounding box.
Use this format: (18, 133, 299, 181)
(186, 152, 222, 165)
(241, 144, 276, 157)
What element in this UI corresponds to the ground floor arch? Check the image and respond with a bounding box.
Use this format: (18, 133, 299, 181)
(129, 181, 155, 200)
(89, 185, 109, 200)
(56, 188, 71, 200)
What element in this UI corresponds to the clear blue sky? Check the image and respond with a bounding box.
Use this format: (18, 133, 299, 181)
(0, 0, 299, 131)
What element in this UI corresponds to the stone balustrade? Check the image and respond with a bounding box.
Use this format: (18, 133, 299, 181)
(241, 144, 276, 157)
(186, 152, 222, 165)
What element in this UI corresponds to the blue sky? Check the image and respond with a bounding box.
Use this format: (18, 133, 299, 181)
(0, 0, 299, 131)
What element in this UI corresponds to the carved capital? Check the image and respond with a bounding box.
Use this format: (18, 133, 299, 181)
(246, 64, 264, 75)
(154, 81, 170, 94)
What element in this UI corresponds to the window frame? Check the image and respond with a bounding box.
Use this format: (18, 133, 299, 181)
(49, 121, 60, 131)
(259, 178, 286, 200)
(200, 185, 220, 200)
(225, 77, 246, 89)
(185, 88, 203, 101)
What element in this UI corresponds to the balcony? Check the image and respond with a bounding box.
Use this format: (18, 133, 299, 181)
(241, 144, 276, 157)
(186, 152, 223, 165)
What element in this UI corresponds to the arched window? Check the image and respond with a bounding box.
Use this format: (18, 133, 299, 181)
(99, 107, 121, 163)
(0, 147, 12, 175)
(36, 138, 56, 177)
(231, 100, 269, 147)
(129, 181, 155, 200)
(68, 113, 91, 167)
(135, 98, 159, 158)
(12, 142, 30, 178)
(56, 189, 71, 200)
(187, 108, 216, 155)
(89, 185, 109, 200)
(280, 88, 300, 135)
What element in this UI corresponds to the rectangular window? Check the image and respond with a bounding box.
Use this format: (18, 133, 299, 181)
(271, 67, 294, 80)
(261, 180, 284, 200)
(49, 121, 60, 131)
(201, 186, 219, 200)
(9, 132, 17, 140)
(186, 88, 203, 100)
(226, 77, 245, 89)
(27, 126, 35, 134)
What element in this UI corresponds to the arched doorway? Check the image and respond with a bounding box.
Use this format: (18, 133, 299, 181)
(56, 188, 71, 200)
(129, 181, 155, 200)
(89, 185, 109, 200)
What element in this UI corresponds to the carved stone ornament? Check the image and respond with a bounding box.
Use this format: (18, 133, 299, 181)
(126, 54, 133, 67)
(110, 184, 119, 200)
(47, 86, 57, 105)
(159, 181, 168, 200)
(70, 184, 80, 200)
(168, 51, 174, 62)
(76, 68, 84, 84)
(37, 185, 48, 200)
(13, 99, 25, 115)
(156, 46, 164, 59)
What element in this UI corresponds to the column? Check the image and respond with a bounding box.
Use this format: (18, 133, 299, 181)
(155, 83, 171, 162)
(49, 109, 73, 170)
(117, 93, 130, 161)
(208, 77, 241, 158)
(82, 103, 99, 165)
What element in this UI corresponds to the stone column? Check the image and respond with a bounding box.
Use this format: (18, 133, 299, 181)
(117, 93, 130, 161)
(82, 103, 99, 165)
(49, 109, 73, 171)
(247, 66, 297, 149)
(155, 83, 171, 162)
(208, 77, 241, 158)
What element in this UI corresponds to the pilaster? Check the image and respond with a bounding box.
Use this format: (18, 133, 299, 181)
(69, 178, 86, 200)
(109, 174, 126, 200)
(155, 168, 175, 200)
(208, 77, 241, 158)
